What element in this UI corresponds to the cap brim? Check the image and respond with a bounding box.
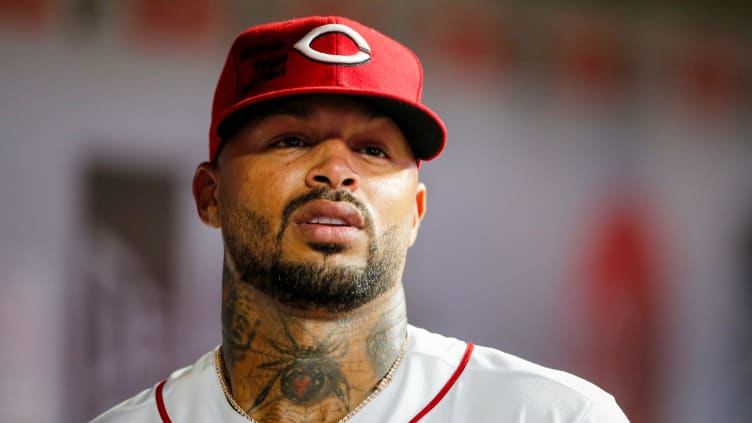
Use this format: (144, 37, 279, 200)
(216, 88, 446, 162)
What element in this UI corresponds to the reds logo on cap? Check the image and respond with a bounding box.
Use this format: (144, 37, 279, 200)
(293, 23, 372, 66)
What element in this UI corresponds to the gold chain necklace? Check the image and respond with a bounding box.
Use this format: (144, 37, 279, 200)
(214, 341, 407, 422)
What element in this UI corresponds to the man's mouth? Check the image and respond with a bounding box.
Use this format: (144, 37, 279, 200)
(307, 217, 348, 226)
(295, 200, 365, 229)
(294, 200, 366, 244)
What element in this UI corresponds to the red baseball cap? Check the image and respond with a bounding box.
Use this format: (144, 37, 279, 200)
(209, 16, 447, 162)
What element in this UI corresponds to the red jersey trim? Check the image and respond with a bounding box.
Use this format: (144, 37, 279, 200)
(155, 379, 172, 423)
(409, 342, 475, 423)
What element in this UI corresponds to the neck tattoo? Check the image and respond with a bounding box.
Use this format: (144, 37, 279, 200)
(215, 340, 407, 423)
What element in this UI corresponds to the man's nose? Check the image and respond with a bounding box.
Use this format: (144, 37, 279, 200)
(304, 140, 360, 191)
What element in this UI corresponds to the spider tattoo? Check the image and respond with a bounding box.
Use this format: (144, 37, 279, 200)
(250, 321, 351, 411)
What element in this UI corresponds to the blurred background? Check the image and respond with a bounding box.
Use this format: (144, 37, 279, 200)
(1, 1, 750, 422)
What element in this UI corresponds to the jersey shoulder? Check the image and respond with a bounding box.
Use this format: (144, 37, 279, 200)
(468, 342, 629, 421)
(88, 350, 213, 423)
(88, 383, 160, 423)
(408, 326, 630, 422)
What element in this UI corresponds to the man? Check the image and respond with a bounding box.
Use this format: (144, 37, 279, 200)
(91, 16, 629, 422)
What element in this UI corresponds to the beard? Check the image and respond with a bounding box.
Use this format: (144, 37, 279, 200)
(220, 187, 406, 312)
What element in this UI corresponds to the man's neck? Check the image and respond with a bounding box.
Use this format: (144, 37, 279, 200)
(220, 268, 408, 423)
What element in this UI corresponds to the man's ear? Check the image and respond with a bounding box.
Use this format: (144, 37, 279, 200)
(409, 182, 427, 246)
(193, 162, 221, 228)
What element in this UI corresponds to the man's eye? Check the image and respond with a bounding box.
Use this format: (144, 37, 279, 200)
(273, 136, 306, 148)
(362, 146, 387, 157)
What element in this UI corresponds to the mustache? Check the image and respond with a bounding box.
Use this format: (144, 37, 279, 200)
(276, 187, 373, 242)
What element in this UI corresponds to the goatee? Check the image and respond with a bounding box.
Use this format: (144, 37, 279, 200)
(221, 188, 404, 312)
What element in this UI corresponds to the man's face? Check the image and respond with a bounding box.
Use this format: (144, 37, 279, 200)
(195, 95, 426, 311)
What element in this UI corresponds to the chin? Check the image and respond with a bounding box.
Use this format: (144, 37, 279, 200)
(266, 257, 394, 313)
(282, 240, 370, 265)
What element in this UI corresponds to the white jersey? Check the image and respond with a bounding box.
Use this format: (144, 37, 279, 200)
(90, 325, 629, 422)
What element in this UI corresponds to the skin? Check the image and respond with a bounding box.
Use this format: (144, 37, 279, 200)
(192, 95, 426, 422)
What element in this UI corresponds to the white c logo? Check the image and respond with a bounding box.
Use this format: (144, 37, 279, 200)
(293, 24, 371, 65)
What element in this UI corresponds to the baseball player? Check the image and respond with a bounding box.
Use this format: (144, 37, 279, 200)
(90, 16, 629, 422)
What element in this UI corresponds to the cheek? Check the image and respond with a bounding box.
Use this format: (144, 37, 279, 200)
(222, 160, 301, 215)
(369, 175, 418, 229)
